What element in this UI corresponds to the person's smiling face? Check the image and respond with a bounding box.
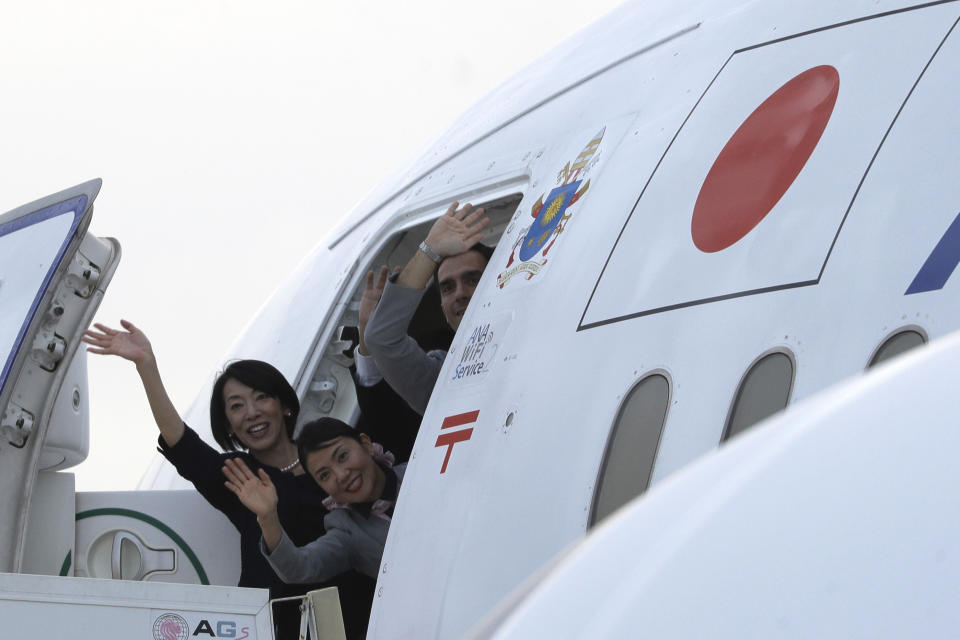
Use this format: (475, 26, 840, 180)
(305, 435, 386, 504)
(437, 250, 488, 330)
(222, 378, 288, 453)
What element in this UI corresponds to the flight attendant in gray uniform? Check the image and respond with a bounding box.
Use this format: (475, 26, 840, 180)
(363, 201, 492, 414)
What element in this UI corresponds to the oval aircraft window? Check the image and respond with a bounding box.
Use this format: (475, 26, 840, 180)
(589, 373, 670, 527)
(867, 328, 926, 369)
(722, 351, 794, 443)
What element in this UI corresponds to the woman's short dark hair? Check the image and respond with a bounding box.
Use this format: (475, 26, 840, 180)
(295, 418, 362, 473)
(210, 360, 299, 452)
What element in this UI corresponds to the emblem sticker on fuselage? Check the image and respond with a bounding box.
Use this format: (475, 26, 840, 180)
(497, 128, 605, 288)
(447, 311, 513, 388)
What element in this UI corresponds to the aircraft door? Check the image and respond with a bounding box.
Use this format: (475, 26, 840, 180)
(0, 180, 120, 572)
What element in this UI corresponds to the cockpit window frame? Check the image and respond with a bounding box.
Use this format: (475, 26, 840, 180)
(296, 185, 527, 431)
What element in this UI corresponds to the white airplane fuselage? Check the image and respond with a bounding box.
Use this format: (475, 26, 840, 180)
(3, 0, 960, 637)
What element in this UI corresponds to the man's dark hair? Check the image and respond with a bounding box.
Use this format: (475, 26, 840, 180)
(438, 242, 494, 270)
(209, 360, 299, 452)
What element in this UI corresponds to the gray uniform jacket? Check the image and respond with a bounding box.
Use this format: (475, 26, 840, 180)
(364, 278, 446, 415)
(263, 464, 406, 583)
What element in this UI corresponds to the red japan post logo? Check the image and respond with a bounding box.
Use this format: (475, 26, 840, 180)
(434, 410, 479, 474)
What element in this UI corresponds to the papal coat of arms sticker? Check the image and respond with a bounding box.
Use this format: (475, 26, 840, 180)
(497, 128, 605, 288)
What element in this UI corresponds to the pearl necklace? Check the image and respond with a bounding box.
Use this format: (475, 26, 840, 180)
(279, 458, 300, 472)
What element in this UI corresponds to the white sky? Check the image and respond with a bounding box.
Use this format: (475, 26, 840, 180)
(0, 0, 624, 491)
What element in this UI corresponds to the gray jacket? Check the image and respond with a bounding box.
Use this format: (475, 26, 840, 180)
(364, 278, 446, 415)
(263, 464, 406, 583)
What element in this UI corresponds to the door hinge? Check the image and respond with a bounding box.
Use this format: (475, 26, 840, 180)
(31, 329, 66, 372)
(66, 253, 101, 298)
(1, 404, 35, 448)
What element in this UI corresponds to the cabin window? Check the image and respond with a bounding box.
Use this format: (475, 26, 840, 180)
(722, 351, 794, 443)
(297, 193, 523, 456)
(867, 328, 926, 369)
(589, 372, 670, 527)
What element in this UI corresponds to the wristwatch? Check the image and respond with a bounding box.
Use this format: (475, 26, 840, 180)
(418, 241, 443, 264)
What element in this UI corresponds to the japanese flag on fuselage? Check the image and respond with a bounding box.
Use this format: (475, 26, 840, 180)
(582, 3, 959, 327)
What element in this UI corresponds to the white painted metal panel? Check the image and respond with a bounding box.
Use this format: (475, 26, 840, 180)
(582, 2, 960, 326)
(22, 471, 75, 577)
(0, 572, 271, 639)
(481, 330, 960, 639)
(74, 490, 241, 588)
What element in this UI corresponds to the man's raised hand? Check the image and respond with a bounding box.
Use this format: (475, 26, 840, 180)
(423, 202, 490, 258)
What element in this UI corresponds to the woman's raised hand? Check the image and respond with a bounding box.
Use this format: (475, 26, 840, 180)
(223, 457, 279, 518)
(82, 319, 155, 366)
(82, 319, 185, 446)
